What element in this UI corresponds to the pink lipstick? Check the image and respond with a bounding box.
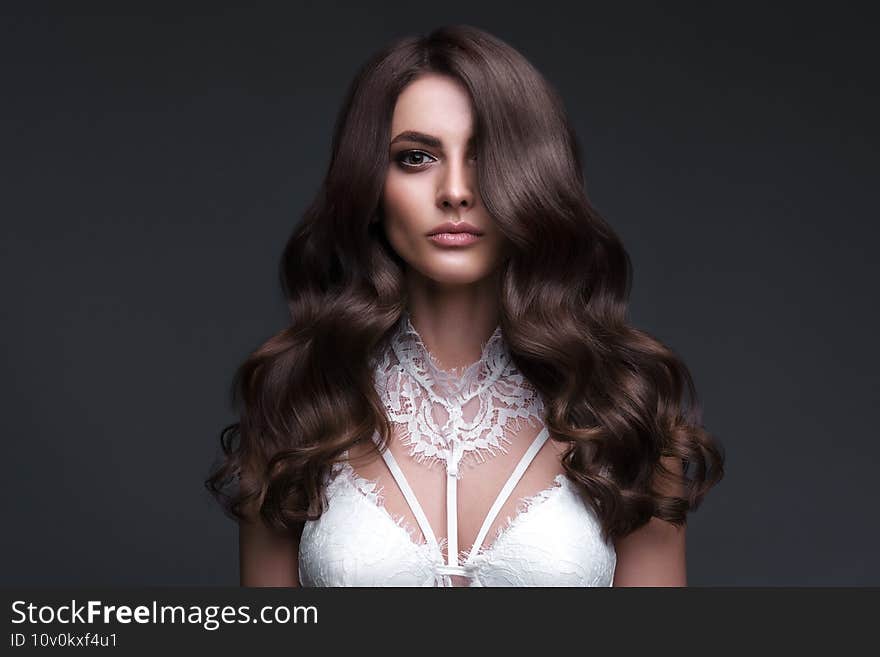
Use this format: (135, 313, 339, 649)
(428, 232, 482, 246)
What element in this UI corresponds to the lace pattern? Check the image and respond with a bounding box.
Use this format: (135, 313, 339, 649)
(327, 457, 448, 555)
(372, 312, 546, 474)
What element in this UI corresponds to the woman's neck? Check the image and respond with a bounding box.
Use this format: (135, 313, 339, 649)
(403, 267, 501, 372)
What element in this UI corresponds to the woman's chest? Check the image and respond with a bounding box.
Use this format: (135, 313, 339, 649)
(298, 456, 616, 587)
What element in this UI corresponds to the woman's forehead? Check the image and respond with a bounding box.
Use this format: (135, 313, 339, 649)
(390, 74, 475, 141)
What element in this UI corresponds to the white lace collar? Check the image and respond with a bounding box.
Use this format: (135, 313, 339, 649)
(372, 311, 546, 475)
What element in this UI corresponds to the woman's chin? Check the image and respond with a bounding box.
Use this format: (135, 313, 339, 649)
(416, 263, 496, 287)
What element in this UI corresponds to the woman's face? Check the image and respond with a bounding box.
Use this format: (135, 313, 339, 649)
(381, 73, 507, 287)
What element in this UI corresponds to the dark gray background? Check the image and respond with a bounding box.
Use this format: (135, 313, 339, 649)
(2, 2, 877, 586)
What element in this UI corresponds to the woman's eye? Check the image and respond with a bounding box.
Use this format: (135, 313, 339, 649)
(396, 150, 436, 168)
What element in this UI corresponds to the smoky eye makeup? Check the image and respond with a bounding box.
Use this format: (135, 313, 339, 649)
(394, 149, 437, 169)
(392, 148, 478, 170)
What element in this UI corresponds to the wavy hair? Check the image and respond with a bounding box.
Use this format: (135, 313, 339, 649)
(205, 24, 724, 543)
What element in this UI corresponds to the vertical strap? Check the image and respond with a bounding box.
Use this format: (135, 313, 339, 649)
(446, 444, 462, 567)
(447, 470, 458, 566)
(465, 427, 551, 563)
(378, 447, 441, 554)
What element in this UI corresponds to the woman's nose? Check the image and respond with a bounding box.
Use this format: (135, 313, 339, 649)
(437, 157, 475, 209)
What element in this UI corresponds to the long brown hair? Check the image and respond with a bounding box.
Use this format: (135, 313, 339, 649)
(205, 24, 724, 543)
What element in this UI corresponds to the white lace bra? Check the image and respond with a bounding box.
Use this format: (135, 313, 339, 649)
(297, 312, 616, 587)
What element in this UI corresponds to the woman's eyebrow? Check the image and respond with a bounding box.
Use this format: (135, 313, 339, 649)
(389, 130, 476, 148)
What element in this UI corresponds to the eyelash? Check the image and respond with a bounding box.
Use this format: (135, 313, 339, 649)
(394, 150, 477, 170)
(395, 150, 436, 169)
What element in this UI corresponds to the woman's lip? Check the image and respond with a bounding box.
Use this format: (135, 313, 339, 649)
(427, 232, 483, 246)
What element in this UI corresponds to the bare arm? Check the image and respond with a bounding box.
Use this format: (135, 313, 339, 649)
(239, 504, 301, 587)
(612, 455, 687, 586)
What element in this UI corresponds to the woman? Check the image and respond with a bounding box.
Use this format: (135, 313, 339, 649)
(206, 24, 724, 587)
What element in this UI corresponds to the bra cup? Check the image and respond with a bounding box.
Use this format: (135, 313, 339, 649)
(466, 479, 616, 587)
(299, 472, 617, 587)
(299, 473, 440, 587)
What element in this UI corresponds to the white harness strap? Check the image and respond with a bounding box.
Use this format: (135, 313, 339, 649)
(378, 427, 552, 585)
